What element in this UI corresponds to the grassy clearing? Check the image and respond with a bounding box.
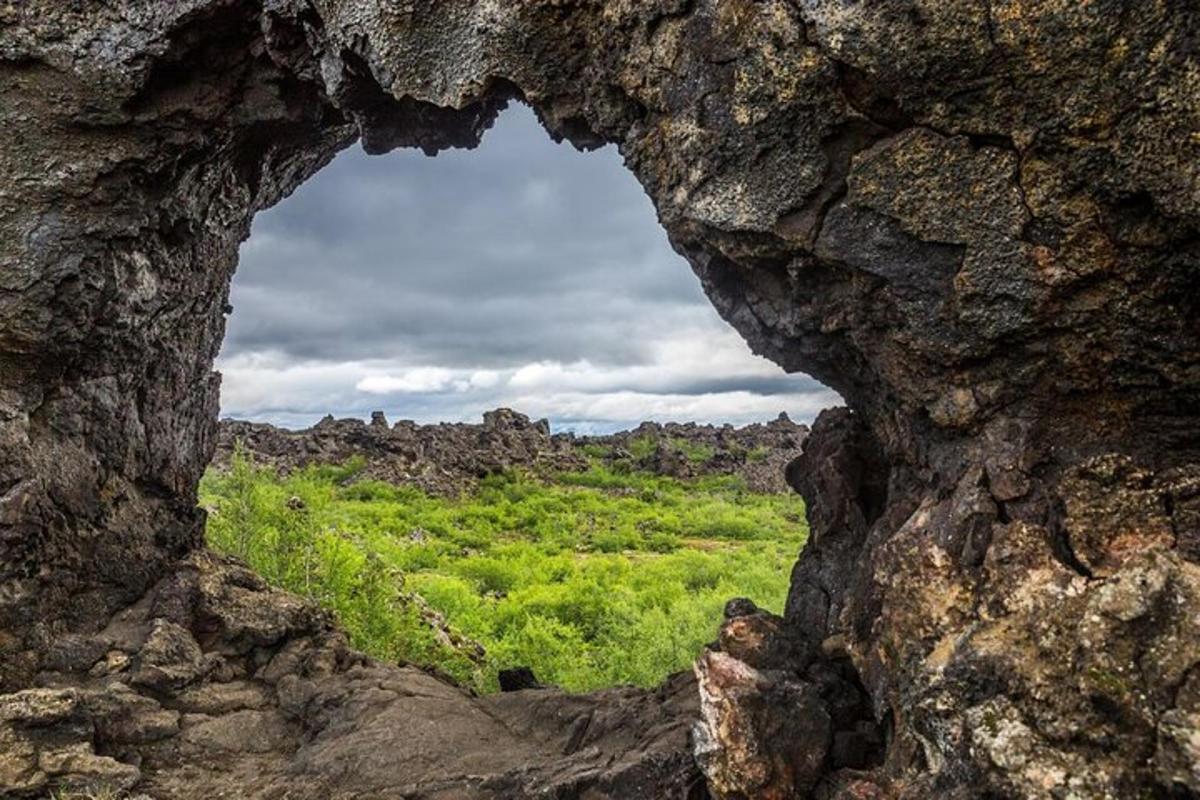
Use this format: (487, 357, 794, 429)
(200, 450, 806, 693)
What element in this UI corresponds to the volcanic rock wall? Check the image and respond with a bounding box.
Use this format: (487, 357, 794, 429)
(578, 412, 808, 492)
(213, 407, 808, 494)
(215, 408, 586, 495)
(1, 1, 1197, 798)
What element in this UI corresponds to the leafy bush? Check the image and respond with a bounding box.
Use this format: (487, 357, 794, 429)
(578, 443, 612, 460)
(201, 451, 807, 693)
(671, 438, 716, 464)
(746, 445, 772, 463)
(626, 434, 658, 459)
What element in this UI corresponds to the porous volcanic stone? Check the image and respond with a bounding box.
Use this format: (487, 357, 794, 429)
(1, 2, 1197, 798)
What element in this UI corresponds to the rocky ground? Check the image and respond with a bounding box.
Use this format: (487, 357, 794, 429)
(0, 551, 703, 799)
(213, 408, 809, 495)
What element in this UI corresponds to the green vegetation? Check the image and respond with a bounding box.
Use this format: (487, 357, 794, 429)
(746, 445, 772, 463)
(200, 449, 806, 694)
(577, 442, 613, 460)
(600, 434, 717, 464)
(672, 438, 717, 464)
(626, 435, 657, 460)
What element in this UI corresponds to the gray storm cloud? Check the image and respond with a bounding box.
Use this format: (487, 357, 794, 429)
(218, 104, 839, 431)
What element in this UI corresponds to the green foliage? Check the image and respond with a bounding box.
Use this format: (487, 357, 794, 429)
(578, 443, 612, 460)
(626, 434, 658, 460)
(622, 434, 716, 464)
(746, 445, 772, 463)
(201, 450, 807, 694)
(671, 438, 716, 464)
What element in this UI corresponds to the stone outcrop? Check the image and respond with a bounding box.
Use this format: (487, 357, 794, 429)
(580, 412, 809, 492)
(216, 408, 585, 495)
(697, 411, 1200, 798)
(0, 551, 701, 798)
(1, 1, 1197, 798)
(213, 407, 808, 494)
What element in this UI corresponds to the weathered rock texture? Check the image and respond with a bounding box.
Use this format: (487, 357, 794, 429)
(0, 1, 1197, 798)
(213, 407, 808, 494)
(1, 551, 702, 798)
(216, 408, 586, 495)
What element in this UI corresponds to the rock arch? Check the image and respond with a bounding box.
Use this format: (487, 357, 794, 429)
(1, 2, 1197, 797)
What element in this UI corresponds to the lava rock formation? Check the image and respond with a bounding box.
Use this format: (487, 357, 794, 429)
(213, 407, 809, 494)
(1, 1, 1197, 798)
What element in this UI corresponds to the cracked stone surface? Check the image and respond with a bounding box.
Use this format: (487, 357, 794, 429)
(0, 1, 1197, 798)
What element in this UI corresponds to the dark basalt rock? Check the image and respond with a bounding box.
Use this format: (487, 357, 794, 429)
(0, 1, 1197, 798)
(215, 408, 587, 496)
(212, 406, 809, 495)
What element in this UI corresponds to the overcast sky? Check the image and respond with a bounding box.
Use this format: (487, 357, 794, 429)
(217, 104, 839, 433)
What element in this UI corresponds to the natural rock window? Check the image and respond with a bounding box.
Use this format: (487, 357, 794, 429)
(1, 2, 1196, 799)
(205, 102, 830, 696)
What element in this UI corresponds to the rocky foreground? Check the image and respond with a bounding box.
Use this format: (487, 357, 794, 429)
(2, 411, 808, 799)
(1, 551, 705, 798)
(214, 408, 809, 494)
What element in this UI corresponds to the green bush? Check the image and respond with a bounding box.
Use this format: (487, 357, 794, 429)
(671, 438, 716, 464)
(201, 451, 807, 693)
(578, 443, 612, 460)
(627, 434, 657, 460)
(746, 445, 771, 463)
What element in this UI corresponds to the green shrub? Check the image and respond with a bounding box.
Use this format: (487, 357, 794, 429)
(671, 438, 716, 464)
(578, 443, 611, 460)
(746, 445, 771, 463)
(201, 452, 807, 693)
(627, 435, 657, 460)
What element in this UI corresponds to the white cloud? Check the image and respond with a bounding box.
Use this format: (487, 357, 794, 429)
(218, 352, 369, 412)
(506, 327, 782, 395)
(502, 389, 841, 426)
(216, 325, 839, 432)
(357, 367, 458, 394)
(469, 370, 502, 388)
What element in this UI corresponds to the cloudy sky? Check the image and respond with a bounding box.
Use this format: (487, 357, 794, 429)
(218, 104, 839, 433)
